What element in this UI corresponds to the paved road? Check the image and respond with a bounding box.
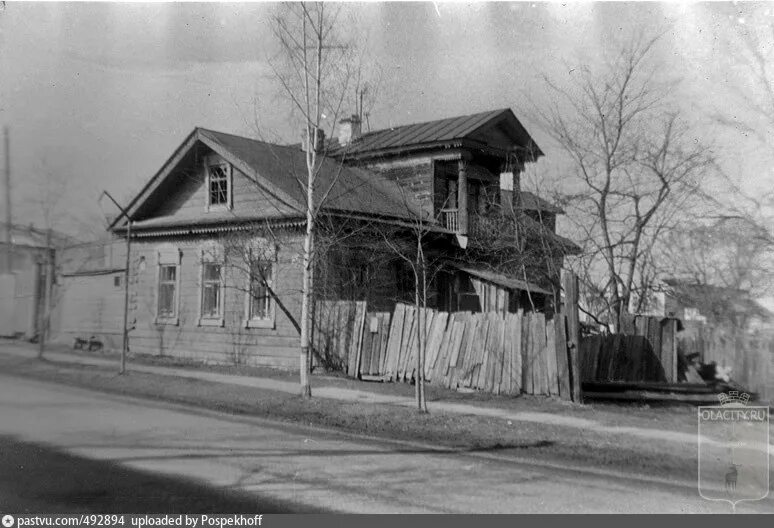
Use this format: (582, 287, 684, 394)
(0, 375, 771, 513)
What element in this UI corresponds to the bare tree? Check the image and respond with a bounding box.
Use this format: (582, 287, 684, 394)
(533, 34, 715, 328)
(705, 5, 774, 245)
(378, 200, 440, 413)
(270, 2, 365, 397)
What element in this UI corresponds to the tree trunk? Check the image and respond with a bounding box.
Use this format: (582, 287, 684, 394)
(299, 163, 315, 399)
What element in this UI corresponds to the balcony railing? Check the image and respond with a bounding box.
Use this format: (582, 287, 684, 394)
(440, 208, 459, 231)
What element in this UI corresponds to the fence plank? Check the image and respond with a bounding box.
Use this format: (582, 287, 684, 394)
(425, 311, 446, 380)
(486, 315, 498, 393)
(400, 305, 417, 382)
(554, 316, 570, 400)
(522, 314, 533, 394)
(511, 314, 523, 395)
(360, 315, 375, 376)
(445, 319, 466, 388)
(533, 313, 548, 395)
(349, 301, 367, 378)
(545, 318, 558, 396)
(383, 303, 405, 381)
(660, 319, 676, 383)
(431, 314, 453, 384)
(562, 270, 582, 402)
(499, 315, 512, 395)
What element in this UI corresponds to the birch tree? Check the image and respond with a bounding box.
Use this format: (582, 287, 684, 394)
(271, 3, 360, 397)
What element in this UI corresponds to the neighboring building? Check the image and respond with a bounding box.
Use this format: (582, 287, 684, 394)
(51, 238, 128, 350)
(0, 223, 76, 338)
(634, 278, 773, 332)
(664, 278, 773, 331)
(102, 109, 577, 366)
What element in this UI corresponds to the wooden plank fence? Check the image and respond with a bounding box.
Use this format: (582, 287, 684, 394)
(372, 303, 575, 399)
(579, 314, 679, 384)
(579, 334, 668, 383)
(312, 277, 584, 402)
(678, 326, 774, 402)
(312, 300, 367, 376)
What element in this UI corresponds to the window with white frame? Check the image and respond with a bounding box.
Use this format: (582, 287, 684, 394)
(248, 260, 273, 320)
(156, 245, 181, 324)
(245, 240, 276, 328)
(199, 243, 224, 326)
(206, 156, 232, 210)
(201, 263, 222, 316)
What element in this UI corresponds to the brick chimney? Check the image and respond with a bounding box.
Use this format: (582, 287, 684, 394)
(338, 114, 362, 146)
(301, 126, 325, 153)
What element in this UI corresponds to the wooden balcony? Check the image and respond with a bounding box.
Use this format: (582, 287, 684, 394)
(440, 208, 459, 231)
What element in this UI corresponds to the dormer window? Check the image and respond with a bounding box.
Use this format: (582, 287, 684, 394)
(205, 156, 232, 211)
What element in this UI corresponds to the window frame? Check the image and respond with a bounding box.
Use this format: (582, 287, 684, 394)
(244, 242, 277, 329)
(155, 246, 181, 325)
(198, 244, 225, 327)
(204, 155, 233, 212)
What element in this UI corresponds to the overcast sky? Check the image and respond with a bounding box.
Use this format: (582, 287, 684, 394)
(0, 1, 771, 238)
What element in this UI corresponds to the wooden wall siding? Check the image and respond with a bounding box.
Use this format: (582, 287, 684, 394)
(152, 158, 298, 222)
(678, 327, 774, 402)
(369, 303, 572, 398)
(127, 234, 304, 368)
(316, 244, 402, 312)
(56, 273, 125, 349)
(363, 158, 434, 214)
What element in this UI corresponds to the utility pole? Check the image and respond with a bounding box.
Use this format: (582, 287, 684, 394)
(4, 127, 11, 273)
(37, 228, 53, 359)
(100, 191, 131, 375)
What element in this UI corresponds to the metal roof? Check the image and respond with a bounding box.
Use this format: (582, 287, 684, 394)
(454, 265, 552, 295)
(519, 191, 564, 214)
(331, 108, 542, 159)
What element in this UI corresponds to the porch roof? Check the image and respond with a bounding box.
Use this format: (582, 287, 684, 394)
(454, 265, 552, 295)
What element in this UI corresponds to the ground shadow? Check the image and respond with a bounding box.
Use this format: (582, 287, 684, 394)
(0, 435, 327, 513)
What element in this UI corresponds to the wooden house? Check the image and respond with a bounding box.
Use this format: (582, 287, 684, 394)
(103, 109, 578, 367)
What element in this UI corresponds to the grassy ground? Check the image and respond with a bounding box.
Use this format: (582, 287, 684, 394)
(0, 348, 702, 483)
(61, 342, 701, 433)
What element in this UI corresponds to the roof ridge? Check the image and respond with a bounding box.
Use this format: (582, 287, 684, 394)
(198, 127, 301, 153)
(359, 108, 511, 138)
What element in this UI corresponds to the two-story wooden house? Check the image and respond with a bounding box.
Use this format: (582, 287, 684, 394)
(106, 108, 577, 367)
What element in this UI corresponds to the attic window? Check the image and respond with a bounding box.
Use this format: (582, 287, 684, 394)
(207, 163, 232, 210)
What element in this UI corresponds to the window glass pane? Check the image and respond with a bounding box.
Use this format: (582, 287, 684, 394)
(209, 165, 229, 205)
(203, 263, 221, 281)
(159, 283, 175, 317)
(201, 263, 222, 318)
(160, 266, 176, 281)
(249, 261, 272, 319)
(158, 264, 177, 318)
(202, 283, 220, 317)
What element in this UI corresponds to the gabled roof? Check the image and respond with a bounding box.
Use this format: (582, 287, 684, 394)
(331, 108, 543, 161)
(662, 278, 773, 321)
(112, 128, 425, 231)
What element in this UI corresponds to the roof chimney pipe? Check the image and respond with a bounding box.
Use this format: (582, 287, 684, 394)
(338, 114, 362, 146)
(301, 126, 325, 153)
